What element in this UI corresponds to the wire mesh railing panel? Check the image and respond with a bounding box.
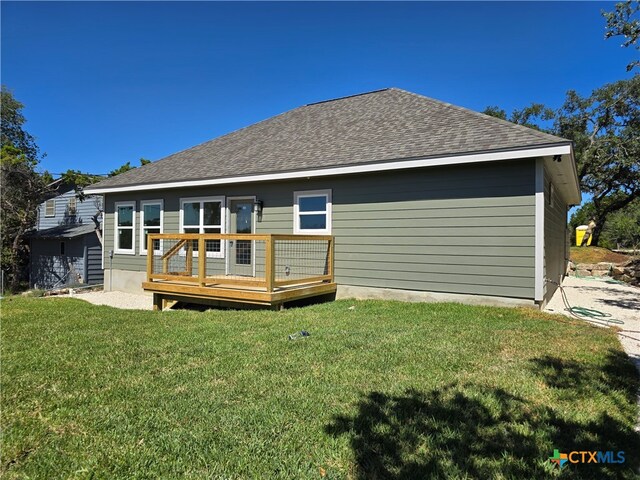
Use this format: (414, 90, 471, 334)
(273, 239, 330, 282)
(223, 240, 266, 281)
(151, 238, 191, 277)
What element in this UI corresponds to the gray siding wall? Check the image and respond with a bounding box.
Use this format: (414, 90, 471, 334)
(37, 191, 102, 231)
(30, 238, 85, 289)
(84, 234, 104, 285)
(104, 159, 536, 299)
(543, 168, 568, 303)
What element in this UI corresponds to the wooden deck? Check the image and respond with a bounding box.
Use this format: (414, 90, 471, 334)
(143, 233, 336, 310)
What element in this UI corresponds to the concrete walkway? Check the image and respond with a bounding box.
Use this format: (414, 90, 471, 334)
(62, 290, 153, 310)
(544, 276, 640, 371)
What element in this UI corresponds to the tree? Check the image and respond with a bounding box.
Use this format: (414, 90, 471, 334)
(571, 198, 640, 250)
(1, 87, 49, 291)
(482, 104, 556, 132)
(58, 158, 152, 247)
(601, 198, 640, 250)
(556, 77, 639, 245)
(603, 0, 640, 71)
(109, 157, 151, 176)
(60, 157, 151, 200)
(483, 76, 640, 245)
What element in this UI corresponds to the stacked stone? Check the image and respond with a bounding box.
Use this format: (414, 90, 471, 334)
(611, 259, 640, 286)
(567, 258, 640, 286)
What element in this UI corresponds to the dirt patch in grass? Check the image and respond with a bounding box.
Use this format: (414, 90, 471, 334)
(570, 246, 634, 264)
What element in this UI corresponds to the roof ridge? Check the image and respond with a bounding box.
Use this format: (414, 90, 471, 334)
(305, 88, 391, 106)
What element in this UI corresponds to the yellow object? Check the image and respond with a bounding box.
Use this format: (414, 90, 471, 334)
(576, 226, 592, 246)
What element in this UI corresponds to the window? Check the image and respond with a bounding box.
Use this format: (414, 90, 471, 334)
(180, 196, 225, 257)
(45, 199, 55, 217)
(60, 241, 65, 255)
(140, 200, 163, 255)
(114, 202, 135, 254)
(67, 197, 77, 214)
(293, 190, 332, 234)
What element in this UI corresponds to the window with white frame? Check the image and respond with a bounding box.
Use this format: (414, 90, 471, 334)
(140, 200, 163, 255)
(114, 202, 135, 254)
(45, 199, 55, 217)
(67, 197, 77, 214)
(180, 196, 225, 257)
(293, 190, 332, 234)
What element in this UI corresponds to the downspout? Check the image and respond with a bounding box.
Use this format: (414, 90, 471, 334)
(83, 240, 89, 285)
(109, 249, 113, 291)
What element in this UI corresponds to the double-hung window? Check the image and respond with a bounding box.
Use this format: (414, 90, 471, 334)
(67, 197, 77, 214)
(180, 196, 225, 257)
(140, 200, 163, 255)
(114, 201, 136, 254)
(45, 199, 55, 217)
(293, 190, 332, 234)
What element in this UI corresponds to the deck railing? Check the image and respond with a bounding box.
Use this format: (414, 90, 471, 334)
(146, 233, 334, 292)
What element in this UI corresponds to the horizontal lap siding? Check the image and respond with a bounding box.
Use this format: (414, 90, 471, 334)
(543, 168, 568, 303)
(30, 238, 85, 289)
(337, 162, 535, 298)
(37, 191, 101, 230)
(104, 159, 536, 299)
(85, 234, 104, 285)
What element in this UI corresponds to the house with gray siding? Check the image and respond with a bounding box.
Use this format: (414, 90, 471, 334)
(84, 88, 581, 308)
(30, 189, 104, 289)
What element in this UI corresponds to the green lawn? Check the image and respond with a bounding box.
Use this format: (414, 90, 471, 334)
(2, 297, 639, 479)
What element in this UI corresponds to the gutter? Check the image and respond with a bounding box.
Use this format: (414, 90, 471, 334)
(85, 144, 575, 195)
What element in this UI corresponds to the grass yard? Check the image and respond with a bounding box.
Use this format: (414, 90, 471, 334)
(2, 297, 639, 479)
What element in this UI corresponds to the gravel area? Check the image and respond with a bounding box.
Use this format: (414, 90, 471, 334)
(544, 276, 640, 369)
(64, 290, 153, 310)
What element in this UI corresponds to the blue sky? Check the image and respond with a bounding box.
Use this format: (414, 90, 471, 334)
(1, 1, 635, 178)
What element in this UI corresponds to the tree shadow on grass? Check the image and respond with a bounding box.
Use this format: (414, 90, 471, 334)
(326, 350, 640, 479)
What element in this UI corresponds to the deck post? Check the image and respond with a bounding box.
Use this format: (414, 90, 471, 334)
(328, 237, 334, 282)
(147, 235, 154, 281)
(266, 234, 275, 292)
(185, 241, 193, 276)
(153, 293, 163, 311)
(198, 237, 206, 286)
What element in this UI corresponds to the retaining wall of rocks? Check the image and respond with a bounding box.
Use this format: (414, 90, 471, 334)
(567, 259, 640, 286)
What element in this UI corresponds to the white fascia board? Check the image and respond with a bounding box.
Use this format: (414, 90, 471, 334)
(84, 144, 572, 194)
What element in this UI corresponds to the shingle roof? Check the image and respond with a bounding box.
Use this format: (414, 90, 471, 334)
(31, 223, 96, 239)
(89, 88, 569, 190)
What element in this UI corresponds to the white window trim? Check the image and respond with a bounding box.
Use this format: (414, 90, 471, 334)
(45, 199, 56, 217)
(179, 196, 226, 258)
(139, 199, 164, 255)
(293, 189, 332, 235)
(68, 197, 77, 213)
(114, 201, 136, 255)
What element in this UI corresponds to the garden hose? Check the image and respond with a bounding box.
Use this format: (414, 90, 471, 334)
(546, 278, 625, 326)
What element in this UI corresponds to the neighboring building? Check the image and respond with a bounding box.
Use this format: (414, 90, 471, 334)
(84, 88, 581, 308)
(30, 189, 104, 289)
